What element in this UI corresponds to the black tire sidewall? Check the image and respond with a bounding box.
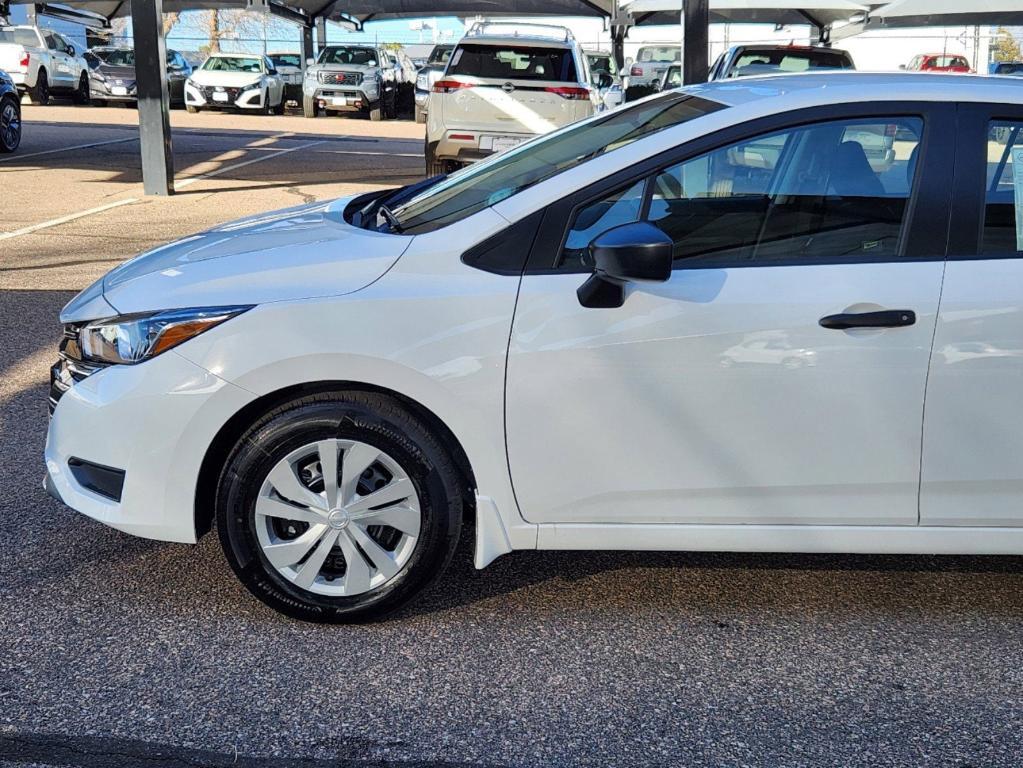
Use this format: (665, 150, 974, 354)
(0, 95, 20, 152)
(217, 395, 461, 623)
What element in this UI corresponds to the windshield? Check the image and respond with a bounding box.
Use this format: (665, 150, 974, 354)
(428, 46, 453, 65)
(102, 49, 136, 66)
(588, 54, 618, 77)
(202, 56, 263, 73)
(270, 54, 301, 68)
(0, 27, 40, 47)
(447, 43, 577, 82)
(318, 46, 377, 66)
(392, 93, 724, 234)
(731, 48, 853, 77)
(637, 46, 680, 63)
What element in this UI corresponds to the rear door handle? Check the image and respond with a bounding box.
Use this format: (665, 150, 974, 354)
(819, 310, 916, 330)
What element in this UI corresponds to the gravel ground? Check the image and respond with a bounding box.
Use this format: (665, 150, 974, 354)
(2, 113, 1023, 768)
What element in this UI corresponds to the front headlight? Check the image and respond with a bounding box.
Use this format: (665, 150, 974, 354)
(78, 305, 251, 365)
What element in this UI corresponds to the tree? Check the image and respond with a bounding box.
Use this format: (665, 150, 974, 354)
(992, 27, 1022, 63)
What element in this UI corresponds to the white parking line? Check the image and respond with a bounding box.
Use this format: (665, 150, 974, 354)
(175, 139, 327, 189)
(0, 136, 137, 164)
(0, 198, 139, 241)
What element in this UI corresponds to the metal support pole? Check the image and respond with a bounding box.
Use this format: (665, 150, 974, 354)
(682, 0, 709, 85)
(130, 0, 174, 196)
(301, 23, 314, 67)
(315, 16, 327, 54)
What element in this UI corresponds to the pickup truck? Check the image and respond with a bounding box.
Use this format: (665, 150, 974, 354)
(0, 24, 88, 104)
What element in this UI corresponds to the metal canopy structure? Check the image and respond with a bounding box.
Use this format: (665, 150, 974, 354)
(623, 0, 867, 32)
(867, 0, 1023, 27)
(2, 0, 623, 195)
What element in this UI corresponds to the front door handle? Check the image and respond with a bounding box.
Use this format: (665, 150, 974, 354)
(819, 310, 916, 330)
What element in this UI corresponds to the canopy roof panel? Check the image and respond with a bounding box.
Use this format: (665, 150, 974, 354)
(625, 0, 867, 27)
(869, 0, 1023, 27)
(14, 0, 614, 24)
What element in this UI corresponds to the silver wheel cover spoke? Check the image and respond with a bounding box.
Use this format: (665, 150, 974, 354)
(255, 438, 422, 597)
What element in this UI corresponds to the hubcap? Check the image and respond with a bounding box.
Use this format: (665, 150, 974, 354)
(254, 439, 421, 597)
(1, 102, 18, 148)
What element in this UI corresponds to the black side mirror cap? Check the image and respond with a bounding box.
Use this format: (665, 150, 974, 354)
(578, 221, 673, 308)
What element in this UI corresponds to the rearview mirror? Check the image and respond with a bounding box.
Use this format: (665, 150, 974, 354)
(577, 221, 673, 308)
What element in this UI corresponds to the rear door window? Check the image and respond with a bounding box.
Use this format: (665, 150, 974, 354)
(981, 121, 1023, 253)
(448, 43, 578, 82)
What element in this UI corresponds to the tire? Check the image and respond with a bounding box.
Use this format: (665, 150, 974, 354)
(216, 392, 463, 623)
(0, 95, 21, 153)
(186, 105, 199, 114)
(92, 98, 107, 108)
(368, 103, 382, 122)
(384, 89, 397, 120)
(424, 140, 446, 176)
(415, 104, 426, 124)
(261, 90, 273, 116)
(32, 70, 49, 106)
(72, 73, 89, 105)
(302, 95, 317, 118)
(274, 96, 286, 116)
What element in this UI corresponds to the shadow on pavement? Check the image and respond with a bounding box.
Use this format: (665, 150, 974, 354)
(0, 732, 504, 768)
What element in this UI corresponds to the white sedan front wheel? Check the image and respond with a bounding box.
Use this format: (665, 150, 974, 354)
(216, 392, 463, 622)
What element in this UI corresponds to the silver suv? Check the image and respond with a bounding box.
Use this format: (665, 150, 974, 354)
(425, 23, 599, 174)
(303, 44, 409, 121)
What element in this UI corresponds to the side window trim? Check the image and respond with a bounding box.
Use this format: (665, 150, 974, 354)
(527, 102, 949, 274)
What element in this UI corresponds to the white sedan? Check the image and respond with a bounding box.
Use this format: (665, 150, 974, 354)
(185, 53, 285, 114)
(45, 73, 1023, 622)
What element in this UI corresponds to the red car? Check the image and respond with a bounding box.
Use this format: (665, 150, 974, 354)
(904, 53, 972, 73)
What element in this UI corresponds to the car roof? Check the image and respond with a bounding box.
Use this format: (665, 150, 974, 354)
(457, 34, 573, 49)
(208, 52, 262, 57)
(686, 71, 1023, 109)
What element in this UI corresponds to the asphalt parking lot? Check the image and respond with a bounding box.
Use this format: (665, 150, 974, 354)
(3, 106, 1023, 768)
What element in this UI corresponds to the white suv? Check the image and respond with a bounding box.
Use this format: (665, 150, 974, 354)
(425, 22, 599, 174)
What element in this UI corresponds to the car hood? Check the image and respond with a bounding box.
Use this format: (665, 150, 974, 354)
(189, 70, 264, 87)
(311, 63, 378, 73)
(95, 64, 136, 79)
(61, 198, 413, 322)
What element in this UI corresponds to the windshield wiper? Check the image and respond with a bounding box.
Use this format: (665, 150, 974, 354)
(378, 204, 402, 233)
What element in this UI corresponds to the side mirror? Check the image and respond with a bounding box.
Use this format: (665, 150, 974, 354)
(597, 72, 614, 90)
(306, 57, 315, 66)
(68, 45, 76, 56)
(577, 221, 673, 308)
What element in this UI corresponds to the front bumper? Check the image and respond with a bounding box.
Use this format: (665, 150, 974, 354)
(185, 83, 266, 110)
(305, 86, 371, 112)
(44, 349, 253, 543)
(90, 79, 137, 101)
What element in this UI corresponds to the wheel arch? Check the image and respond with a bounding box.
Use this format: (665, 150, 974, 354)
(193, 380, 478, 539)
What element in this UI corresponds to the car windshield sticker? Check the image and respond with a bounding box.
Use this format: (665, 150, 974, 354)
(1014, 147, 1023, 251)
